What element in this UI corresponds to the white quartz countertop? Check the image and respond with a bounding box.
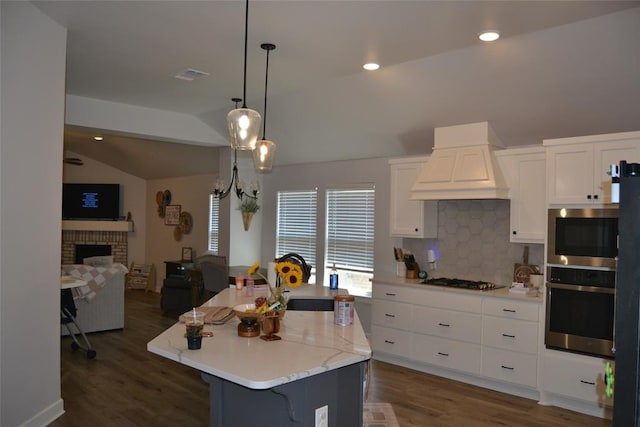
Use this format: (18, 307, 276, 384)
(373, 275, 543, 303)
(147, 285, 371, 390)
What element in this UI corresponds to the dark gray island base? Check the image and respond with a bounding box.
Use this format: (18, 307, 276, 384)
(202, 361, 366, 427)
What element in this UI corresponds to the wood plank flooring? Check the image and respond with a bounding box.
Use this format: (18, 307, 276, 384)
(50, 290, 612, 427)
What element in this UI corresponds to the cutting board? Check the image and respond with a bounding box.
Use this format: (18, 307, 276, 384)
(513, 246, 539, 283)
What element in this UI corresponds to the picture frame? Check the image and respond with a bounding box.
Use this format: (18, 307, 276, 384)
(181, 247, 193, 262)
(164, 204, 181, 225)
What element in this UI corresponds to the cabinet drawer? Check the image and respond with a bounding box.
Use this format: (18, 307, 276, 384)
(482, 316, 539, 355)
(413, 334, 481, 375)
(482, 347, 538, 388)
(371, 325, 412, 358)
(372, 283, 416, 303)
(414, 306, 481, 344)
(542, 351, 613, 406)
(414, 288, 482, 313)
(372, 300, 413, 331)
(482, 297, 539, 322)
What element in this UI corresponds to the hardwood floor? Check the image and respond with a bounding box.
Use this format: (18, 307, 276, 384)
(50, 290, 612, 427)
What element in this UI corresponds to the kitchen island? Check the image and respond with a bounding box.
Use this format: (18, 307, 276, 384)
(148, 285, 371, 426)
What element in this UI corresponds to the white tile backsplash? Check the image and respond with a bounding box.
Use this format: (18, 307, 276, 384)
(402, 200, 543, 286)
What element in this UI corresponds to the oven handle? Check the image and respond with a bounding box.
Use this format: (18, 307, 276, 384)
(547, 282, 615, 294)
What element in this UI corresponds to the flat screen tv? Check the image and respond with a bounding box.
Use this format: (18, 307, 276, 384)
(62, 183, 120, 220)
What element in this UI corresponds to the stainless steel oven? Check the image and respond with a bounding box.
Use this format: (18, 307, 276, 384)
(545, 266, 616, 358)
(547, 208, 618, 269)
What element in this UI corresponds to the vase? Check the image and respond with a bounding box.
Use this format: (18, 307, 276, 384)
(242, 212, 254, 231)
(260, 310, 284, 341)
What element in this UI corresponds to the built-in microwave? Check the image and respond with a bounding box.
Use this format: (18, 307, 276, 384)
(547, 208, 618, 269)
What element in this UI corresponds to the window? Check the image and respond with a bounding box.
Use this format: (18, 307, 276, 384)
(325, 186, 375, 296)
(208, 194, 220, 253)
(276, 190, 317, 283)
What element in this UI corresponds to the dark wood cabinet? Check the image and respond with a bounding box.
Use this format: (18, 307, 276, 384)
(164, 260, 194, 277)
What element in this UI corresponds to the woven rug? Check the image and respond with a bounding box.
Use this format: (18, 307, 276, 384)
(363, 402, 399, 427)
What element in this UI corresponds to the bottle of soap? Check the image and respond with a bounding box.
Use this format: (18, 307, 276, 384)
(329, 264, 339, 290)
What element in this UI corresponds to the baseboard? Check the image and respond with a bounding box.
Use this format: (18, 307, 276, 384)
(19, 398, 64, 427)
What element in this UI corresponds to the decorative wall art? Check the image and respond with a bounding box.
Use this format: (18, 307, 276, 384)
(164, 204, 181, 225)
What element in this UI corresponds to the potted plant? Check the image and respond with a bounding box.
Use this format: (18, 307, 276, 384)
(240, 198, 260, 231)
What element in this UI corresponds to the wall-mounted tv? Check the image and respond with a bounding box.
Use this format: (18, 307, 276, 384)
(62, 183, 120, 220)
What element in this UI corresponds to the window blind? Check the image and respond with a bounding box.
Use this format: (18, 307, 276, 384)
(325, 187, 375, 272)
(276, 190, 317, 267)
(208, 194, 219, 253)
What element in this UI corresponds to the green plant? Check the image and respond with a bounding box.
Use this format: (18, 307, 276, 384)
(240, 198, 260, 213)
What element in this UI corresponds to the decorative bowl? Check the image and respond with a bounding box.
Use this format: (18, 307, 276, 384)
(232, 303, 263, 322)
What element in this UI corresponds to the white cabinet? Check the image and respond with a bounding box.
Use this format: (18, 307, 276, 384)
(372, 280, 541, 391)
(542, 350, 613, 407)
(389, 157, 438, 238)
(496, 147, 546, 243)
(544, 131, 640, 205)
(481, 297, 540, 388)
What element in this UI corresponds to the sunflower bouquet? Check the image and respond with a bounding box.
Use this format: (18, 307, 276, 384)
(247, 261, 304, 312)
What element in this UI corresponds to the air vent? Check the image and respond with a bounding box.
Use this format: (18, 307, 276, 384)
(174, 68, 210, 81)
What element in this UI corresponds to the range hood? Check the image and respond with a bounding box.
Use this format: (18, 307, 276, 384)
(411, 122, 509, 200)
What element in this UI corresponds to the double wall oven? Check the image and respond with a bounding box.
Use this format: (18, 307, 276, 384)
(545, 208, 618, 359)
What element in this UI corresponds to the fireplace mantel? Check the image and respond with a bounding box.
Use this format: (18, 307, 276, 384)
(62, 220, 133, 232)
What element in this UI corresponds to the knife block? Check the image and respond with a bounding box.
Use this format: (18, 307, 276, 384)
(405, 262, 419, 279)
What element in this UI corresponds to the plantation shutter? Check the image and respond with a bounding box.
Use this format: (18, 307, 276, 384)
(208, 194, 220, 253)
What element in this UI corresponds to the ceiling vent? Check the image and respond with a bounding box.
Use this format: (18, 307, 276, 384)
(174, 68, 210, 81)
(411, 122, 509, 200)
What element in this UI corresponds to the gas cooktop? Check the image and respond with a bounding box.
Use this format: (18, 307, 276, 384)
(420, 277, 504, 291)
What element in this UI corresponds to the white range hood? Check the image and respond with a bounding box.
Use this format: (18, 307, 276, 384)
(411, 122, 509, 200)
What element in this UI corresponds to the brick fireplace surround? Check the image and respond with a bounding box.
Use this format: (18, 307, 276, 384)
(61, 230, 128, 265)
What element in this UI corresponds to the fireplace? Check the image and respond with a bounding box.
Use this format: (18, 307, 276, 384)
(61, 229, 128, 265)
(75, 244, 112, 264)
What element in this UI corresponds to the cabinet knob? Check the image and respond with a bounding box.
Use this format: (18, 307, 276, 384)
(512, 231, 517, 235)
(587, 194, 592, 199)
(415, 228, 419, 232)
(594, 194, 599, 199)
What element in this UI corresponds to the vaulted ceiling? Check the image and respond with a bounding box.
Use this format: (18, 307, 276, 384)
(35, 1, 640, 179)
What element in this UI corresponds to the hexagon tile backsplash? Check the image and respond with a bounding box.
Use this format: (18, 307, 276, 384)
(402, 200, 543, 286)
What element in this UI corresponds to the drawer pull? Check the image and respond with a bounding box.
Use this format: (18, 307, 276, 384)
(437, 352, 449, 357)
(502, 333, 516, 338)
(501, 365, 514, 371)
(502, 308, 516, 313)
(438, 323, 450, 327)
(580, 380, 596, 386)
(384, 340, 395, 345)
(385, 292, 397, 297)
(384, 313, 396, 318)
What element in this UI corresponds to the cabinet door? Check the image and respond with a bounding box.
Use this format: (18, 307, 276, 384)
(482, 347, 537, 388)
(389, 159, 437, 238)
(372, 325, 412, 358)
(547, 145, 594, 205)
(511, 153, 546, 242)
(542, 351, 613, 406)
(413, 333, 481, 375)
(594, 140, 640, 204)
(372, 300, 413, 331)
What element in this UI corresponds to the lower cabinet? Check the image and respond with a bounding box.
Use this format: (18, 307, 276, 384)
(542, 350, 613, 407)
(372, 281, 541, 400)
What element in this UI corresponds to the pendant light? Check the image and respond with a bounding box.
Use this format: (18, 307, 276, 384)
(214, 98, 260, 200)
(227, 0, 261, 150)
(253, 43, 277, 173)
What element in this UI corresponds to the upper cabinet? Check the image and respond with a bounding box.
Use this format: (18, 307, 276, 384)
(496, 147, 546, 244)
(544, 131, 640, 206)
(389, 157, 438, 238)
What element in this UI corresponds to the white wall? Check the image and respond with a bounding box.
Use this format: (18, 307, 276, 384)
(63, 151, 147, 266)
(146, 174, 215, 290)
(1, 3, 66, 425)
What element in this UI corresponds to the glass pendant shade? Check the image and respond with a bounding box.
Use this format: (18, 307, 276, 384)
(253, 138, 276, 172)
(227, 107, 261, 150)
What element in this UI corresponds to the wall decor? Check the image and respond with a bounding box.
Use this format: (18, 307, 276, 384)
(180, 211, 193, 234)
(164, 204, 181, 225)
(173, 225, 183, 241)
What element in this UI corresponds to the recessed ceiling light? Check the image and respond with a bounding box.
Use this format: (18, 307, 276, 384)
(363, 63, 380, 71)
(478, 31, 500, 42)
(174, 68, 210, 81)
(93, 136, 103, 141)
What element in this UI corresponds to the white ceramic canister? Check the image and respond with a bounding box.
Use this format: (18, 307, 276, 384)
(334, 295, 355, 326)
